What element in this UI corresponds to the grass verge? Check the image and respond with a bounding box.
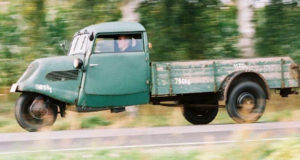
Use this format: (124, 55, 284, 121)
(0, 138, 299, 160)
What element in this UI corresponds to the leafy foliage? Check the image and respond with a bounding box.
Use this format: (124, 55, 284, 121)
(138, 0, 240, 61)
(1, 0, 300, 86)
(255, 0, 300, 63)
(0, 0, 121, 86)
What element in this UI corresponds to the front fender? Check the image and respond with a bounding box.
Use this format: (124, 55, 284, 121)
(11, 55, 84, 104)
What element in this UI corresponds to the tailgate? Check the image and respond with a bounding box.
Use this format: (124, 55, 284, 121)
(291, 63, 300, 87)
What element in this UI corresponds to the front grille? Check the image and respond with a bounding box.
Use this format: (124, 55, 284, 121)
(46, 70, 79, 81)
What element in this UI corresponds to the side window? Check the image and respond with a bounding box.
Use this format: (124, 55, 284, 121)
(95, 38, 114, 53)
(93, 34, 144, 54)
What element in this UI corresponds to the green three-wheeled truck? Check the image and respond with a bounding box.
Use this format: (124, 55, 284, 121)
(10, 22, 300, 131)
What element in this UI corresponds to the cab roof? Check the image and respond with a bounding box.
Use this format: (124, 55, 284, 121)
(78, 21, 146, 35)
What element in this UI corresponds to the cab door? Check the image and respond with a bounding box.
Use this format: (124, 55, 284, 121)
(80, 33, 150, 107)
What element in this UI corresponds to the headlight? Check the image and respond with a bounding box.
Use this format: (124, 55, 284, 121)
(73, 58, 83, 69)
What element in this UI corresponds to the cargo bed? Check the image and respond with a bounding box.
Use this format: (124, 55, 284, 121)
(151, 57, 299, 96)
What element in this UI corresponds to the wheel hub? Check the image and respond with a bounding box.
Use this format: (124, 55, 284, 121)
(237, 92, 255, 112)
(29, 96, 49, 120)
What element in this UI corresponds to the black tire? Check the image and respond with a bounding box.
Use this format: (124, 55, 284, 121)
(15, 93, 57, 132)
(226, 81, 266, 123)
(183, 102, 219, 125)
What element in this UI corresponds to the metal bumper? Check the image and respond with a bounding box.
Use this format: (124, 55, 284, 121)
(10, 83, 18, 93)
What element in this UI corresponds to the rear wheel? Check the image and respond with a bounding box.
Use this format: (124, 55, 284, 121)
(226, 81, 266, 123)
(15, 93, 58, 132)
(183, 100, 218, 125)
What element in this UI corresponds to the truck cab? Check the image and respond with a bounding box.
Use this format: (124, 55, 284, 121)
(73, 22, 151, 109)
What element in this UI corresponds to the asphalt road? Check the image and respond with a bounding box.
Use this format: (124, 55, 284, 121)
(0, 121, 299, 154)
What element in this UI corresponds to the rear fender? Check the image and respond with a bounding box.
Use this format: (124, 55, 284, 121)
(220, 71, 270, 102)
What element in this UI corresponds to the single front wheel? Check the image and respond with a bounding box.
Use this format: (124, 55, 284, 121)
(15, 93, 57, 132)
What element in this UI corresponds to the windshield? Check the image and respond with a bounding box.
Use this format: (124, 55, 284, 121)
(94, 34, 144, 53)
(69, 35, 89, 55)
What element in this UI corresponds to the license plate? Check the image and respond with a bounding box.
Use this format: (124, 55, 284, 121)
(10, 84, 18, 93)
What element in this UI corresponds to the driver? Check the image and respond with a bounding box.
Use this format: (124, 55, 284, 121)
(117, 35, 132, 52)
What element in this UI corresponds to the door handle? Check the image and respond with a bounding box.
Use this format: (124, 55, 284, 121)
(89, 64, 99, 67)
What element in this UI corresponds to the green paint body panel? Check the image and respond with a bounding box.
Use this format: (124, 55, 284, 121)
(151, 57, 299, 96)
(85, 52, 148, 95)
(16, 55, 84, 104)
(77, 51, 150, 107)
(12, 22, 299, 110)
(77, 92, 149, 108)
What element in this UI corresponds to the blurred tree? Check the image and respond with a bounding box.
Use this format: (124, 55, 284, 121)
(0, 0, 121, 86)
(237, 0, 255, 57)
(46, 15, 68, 55)
(72, 0, 102, 28)
(70, 0, 121, 31)
(21, 0, 47, 55)
(255, 0, 300, 63)
(139, 0, 240, 61)
(0, 2, 23, 85)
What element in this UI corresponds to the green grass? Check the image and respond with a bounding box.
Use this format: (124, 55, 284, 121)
(0, 119, 9, 128)
(80, 116, 112, 129)
(0, 138, 298, 160)
(0, 101, 15, 114)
